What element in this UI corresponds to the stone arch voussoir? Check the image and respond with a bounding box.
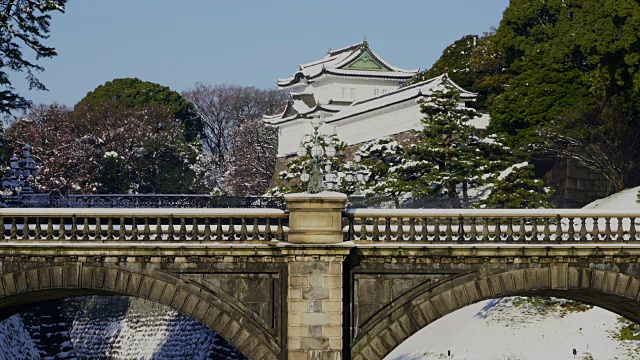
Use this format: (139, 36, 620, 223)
(0, 264, 279, 360)
(352, 264, 640, 360)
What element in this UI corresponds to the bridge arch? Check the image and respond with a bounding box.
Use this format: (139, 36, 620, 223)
(0, 264, 280, 360)
(352, 264, 640, 360)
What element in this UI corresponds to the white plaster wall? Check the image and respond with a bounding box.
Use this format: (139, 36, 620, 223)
(295, 76, 404, 104)
(333, 101, 422, 147)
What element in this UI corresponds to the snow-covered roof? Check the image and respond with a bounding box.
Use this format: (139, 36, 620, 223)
(325, 74, 476, 124)
(277, 40, 418, 88)
(263, 92, 341, 124)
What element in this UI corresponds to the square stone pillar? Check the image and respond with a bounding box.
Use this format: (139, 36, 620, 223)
(282, 192, 351, 359)
(281, 247, 352, 360)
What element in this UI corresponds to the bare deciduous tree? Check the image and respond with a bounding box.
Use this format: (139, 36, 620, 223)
(224, 118, 278, 195)
(182, 83, 286, 190)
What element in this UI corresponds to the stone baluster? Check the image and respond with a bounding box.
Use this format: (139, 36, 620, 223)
(579, 218, 587, 241)
(131, 217, 138, 241)
(531, 218, 538, 241)
(203, 217, 212, 241)
(46, 217, 53, 240)
(384, 218, 392, 241)
(118, 216, 126, 240)
(9, 217, 17, 240)
(445, 218, 453, 242)
(543, 218, 551, 242)
(34, 217, 41, 239)
(347, 215, 355, 241)
(433, 218, 441, 241)
(22, 216, 28, 240)
(70, 215, 78, 241)
(470, 218, 477, 241)
(631, 218, 637, 241)
(555, 216, 563, 241)
(592, 217, 600, 241)
(567, 218, 575, 242)
(276, 218, 284, 241)
(167, 216, 175, 241)
(372, 217, 380, 241)
(216, 218, 224, 240)
(95, 217, 102, 241)
(228, 217, 236, 240)
(83, 217, 90, 241)
(155, 216, 163, 241)
(264, 217, 271, 241)
(617, 218, 625, 241)
(494, 218, 501, 241)
(604, 217, 612, 241)
(142, 217, 150, 241)
(192, 217, 200, 240)
(179, 217, 187, 241)
(240, 217, 247, 241)
(396, 217, 404, 241)
(58, 217, 65, 240)
(408, 218, 416, 241)
(519, 218, 526, 241)
(482, 218, 489, 241)
(361, 217, 369, 240)
(506, 218, 514, 241)
(252, 217, 259, 240)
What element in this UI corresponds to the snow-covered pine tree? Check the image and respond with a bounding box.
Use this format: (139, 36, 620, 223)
(357, 138, 409, 207)
(395, 86, 492, 207)
(478, 162, 554, 209)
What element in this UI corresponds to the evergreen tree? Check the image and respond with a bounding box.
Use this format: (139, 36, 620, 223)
(0, 0, 67, 114)
(372, 86, 552, 209)
(395, 86, 501, 207)
(479, 163, 554, 209)
(77, 78, 203, 143)
(357, 138, 409, 207)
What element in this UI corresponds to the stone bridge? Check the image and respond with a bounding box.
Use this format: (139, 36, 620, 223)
(1, 193, 639, 360)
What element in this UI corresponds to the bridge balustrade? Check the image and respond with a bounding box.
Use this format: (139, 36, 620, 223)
(344, 209, 640, 243)
(0, 208, 288, 242)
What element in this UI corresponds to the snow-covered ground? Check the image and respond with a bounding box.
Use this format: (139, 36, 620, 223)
(387, 187, 640, 360)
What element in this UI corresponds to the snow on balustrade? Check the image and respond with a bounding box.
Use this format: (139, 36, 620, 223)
(0, 208, 289, 242)
(343, 209, 640, 243)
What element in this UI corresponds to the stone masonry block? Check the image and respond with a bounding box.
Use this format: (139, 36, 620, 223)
(138, 277, 155, 298)
(290, 276, 309, 287)
(322, 300, 341, 313)
(322, 325, 342, 338)
(15, 272, 27, 293)
(290, 287, 302, 299)
(64, 264, 80, 288)
(39, 268, 51, 289)
(221, 320, 241, 342)
(290, 300, 308, 313)
(301, 337, 329, 351)
(92, 268, 106, 289)
(182, 294, 199, 316)
(81, 267, 93, 288)
(114, 271, 130, 293)
(301, 312, 330, 325)
(568, 267, 579, 289)
(26, 269, 39, 291)
(592, 270, 605, 291)
(550, 264, 568, 290)
(149, 281, 166, 302)
(2, 274, 16, 295)
(160, 284, 177, 306)
(603, 272, 618, 294)
(171, 289, 189, 311)
(202, 307, 222, 328)
(104, 269, 118, 290)
(192, 301, 210, 323)
(379, 329, 398, 350)
(615, 274, 630, 297)
(52, 267, 64, 288)
(309, 274, 323, 288)
(323, 275, 342, 288)
(289, 325, 309, 338)
(537, 267, 550, 289)
(303, 287, 329, 300)
(329, 263, 342, 275)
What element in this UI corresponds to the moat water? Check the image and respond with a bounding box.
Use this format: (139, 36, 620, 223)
(0, 296, 246, 360)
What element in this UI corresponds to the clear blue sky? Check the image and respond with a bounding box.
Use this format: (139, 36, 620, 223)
(13, 0, 509, 107)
